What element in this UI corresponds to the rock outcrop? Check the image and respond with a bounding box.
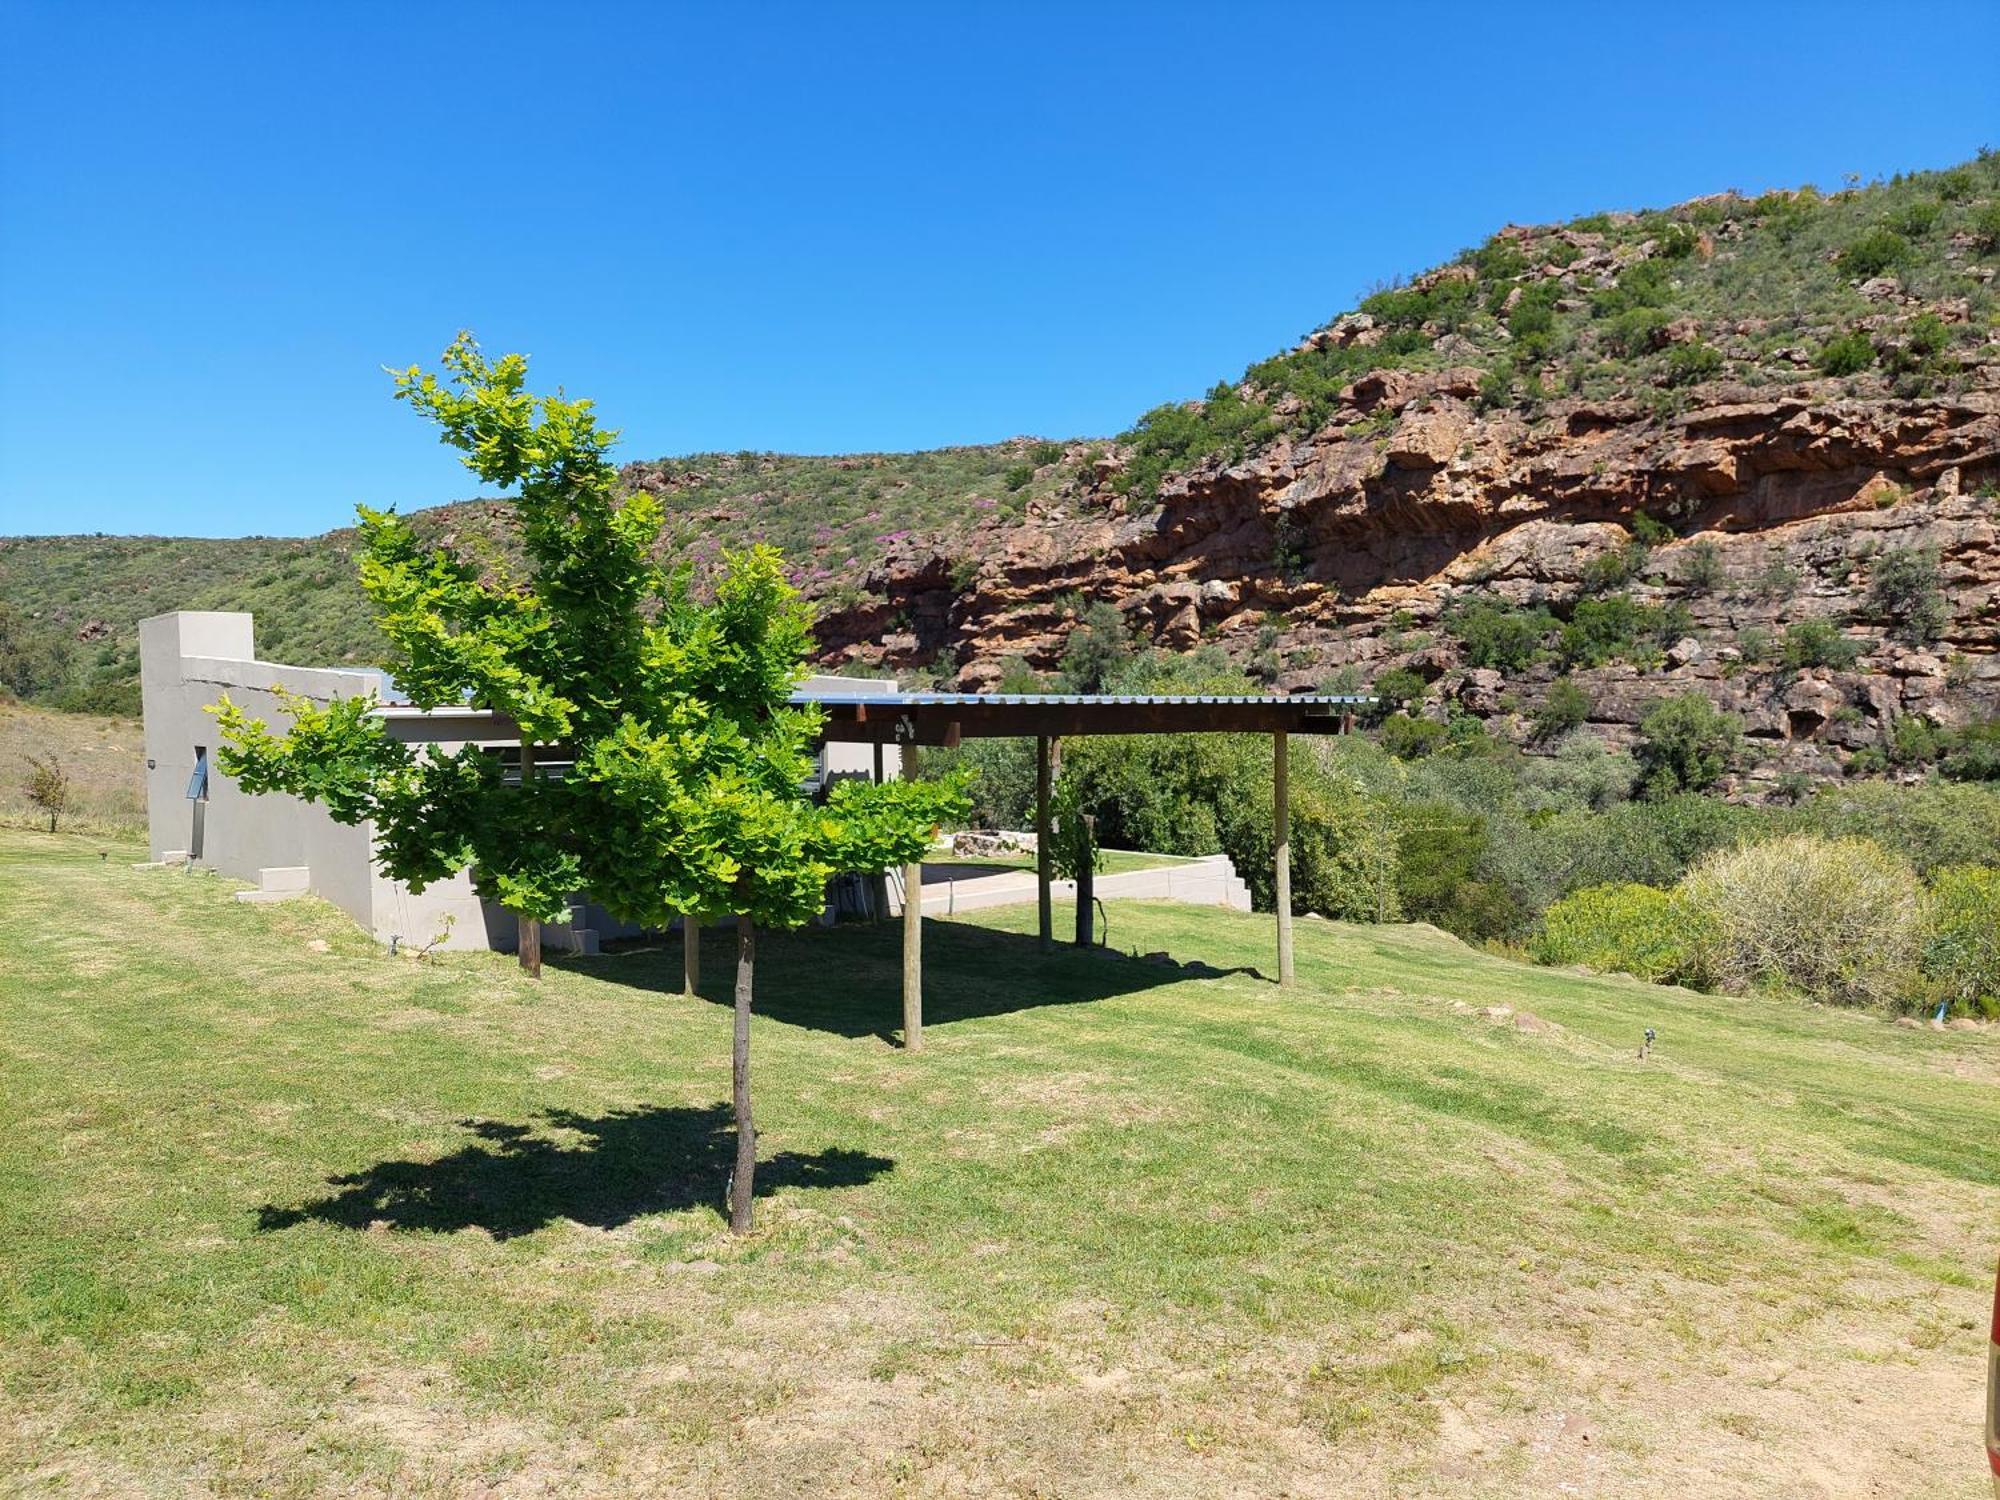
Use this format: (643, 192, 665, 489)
(815, 374, 2000, 786)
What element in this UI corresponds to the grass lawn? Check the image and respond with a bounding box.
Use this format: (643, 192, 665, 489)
(3, 830, 1997, 1498)
(933, 848, 1199, 876)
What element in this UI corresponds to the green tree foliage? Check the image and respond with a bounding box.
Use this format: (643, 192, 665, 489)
(1393, 801, 1518, 938)
(211, 335, 968, 1233)
(1558, 595, 1690, 668)
(1635, 693, 1740, 796)
(1661, 341, 1723, 386)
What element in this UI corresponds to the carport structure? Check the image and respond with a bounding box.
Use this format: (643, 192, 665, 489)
(806, 690, 1372, 1048)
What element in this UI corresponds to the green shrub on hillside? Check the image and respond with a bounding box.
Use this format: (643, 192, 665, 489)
(1662, 341, 1723, 386)
(1380, 713, 1447, 760)
(1528, 677, 1590, 744)
(1816, 330, 1877, 376)
(1973, 202, 2000, 252)
(1530, 883, 1695, 983)
(1835, 227, 1908, 279)
(1921, 865, 2000, 1018)
(1678, 539, 1725, 593)
(1636, 693, 1740, 796)
(1447, 598, 1554, 670)
(1677, 834, 1923, 1007)
(1559, 595, 1690, 668)
(1780, 618, 1863, 670)
(1865, 546, 1947, 646)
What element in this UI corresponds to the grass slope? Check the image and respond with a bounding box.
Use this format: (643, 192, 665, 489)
(3, 830, 1994, 1497)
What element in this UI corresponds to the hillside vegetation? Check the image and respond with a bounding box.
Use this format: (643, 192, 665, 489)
(0, 441, 1076, 713)
(1115, 154, 2000, 498)
(3, 829, 1996, 1496)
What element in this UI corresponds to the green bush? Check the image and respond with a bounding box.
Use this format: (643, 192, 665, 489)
(1780, 617, 1863, 670)
(1528, 677, 1591, 744)
(1884, 200, 1942, 238)
(1973, 202, 2000, 252)
(1662, 341, 1723, 387)
(1815, 330, 1876, 376)
(1379, 713, 1447, 760)
(1057, 601, 1133, 692)
(1678, 539, 1725, 593)
(1677, 834, 1923, 1006)
(1447, 599, 1554, 670)
(1517, 733, 1637, 814)
(1922, 865, 2000, 1017)
(1864, 546, 1947, 646)
(1942, 718, 2000, 782)
(1003, 463, 1034, 491)
(1559, 595, 1691, 668)
(1530, 883, 1694, 982)
(1835, 227, 1908, 279)
(1601, 306, 1670, 358)
(1636, 693, 1740, 796)
(1369, 667, 1429, 717)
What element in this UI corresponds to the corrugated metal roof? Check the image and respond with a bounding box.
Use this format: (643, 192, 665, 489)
(791, 692, 1375, 707)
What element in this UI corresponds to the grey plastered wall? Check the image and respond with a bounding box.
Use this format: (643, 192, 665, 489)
(138, 611, 490, 948)
(139, 612, 906, 952)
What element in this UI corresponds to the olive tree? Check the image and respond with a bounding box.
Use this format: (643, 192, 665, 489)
(214, 334, 966, 1231)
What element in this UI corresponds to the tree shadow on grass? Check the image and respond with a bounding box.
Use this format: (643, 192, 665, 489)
(579, 915, 1262, 1043)
(256, 1104, 891, 1239)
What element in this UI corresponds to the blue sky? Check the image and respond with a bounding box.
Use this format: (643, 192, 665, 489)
(2, 1, 1995, 538)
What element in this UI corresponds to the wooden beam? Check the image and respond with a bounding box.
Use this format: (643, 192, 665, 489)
(1035, 735, 1053, 952)
(902, 860, 923, 1051)
(817, 701, 1348, 742)
(1274, 731, 1293, 988)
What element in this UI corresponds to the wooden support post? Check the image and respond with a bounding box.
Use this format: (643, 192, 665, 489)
(1035, 734, 1053, 952)
(682, 915, 699, 996)
(1274, 731, 1294, 988)
(902, 860, 923, 1051)
(1074, 813, 1095, 949)
(518, 737, 542, 979)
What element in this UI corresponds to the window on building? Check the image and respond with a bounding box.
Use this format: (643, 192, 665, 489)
(186, 746, 209, 801)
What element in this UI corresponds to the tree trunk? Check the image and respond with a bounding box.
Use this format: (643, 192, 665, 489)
(683, 914, 700, 996)
(728, 913, 756, 1234)
(518, 736, 542, 978)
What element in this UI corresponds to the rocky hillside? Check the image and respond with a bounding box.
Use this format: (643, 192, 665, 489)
(6, 157, 1999, 788)
(818, 157, 2000, 789)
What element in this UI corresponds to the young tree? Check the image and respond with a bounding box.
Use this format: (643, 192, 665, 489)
(24, 754, 70, 832)
(213, 334, 966, 1230)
